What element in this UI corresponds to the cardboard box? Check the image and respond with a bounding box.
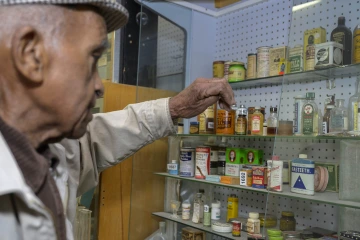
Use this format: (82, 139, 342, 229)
(243, 149, 264, 165)
(221, 176, 240, 185)
(182, 227, 206, 240)
(269, 46, 288, 76)
(252, 166, 268, 189)
(225, 148, 244, 176)
(303, 27, 326, 70)
(315, 162, 339, 192)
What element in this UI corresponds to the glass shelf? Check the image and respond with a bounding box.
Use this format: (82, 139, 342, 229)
(229, 63, 360, 88)
(152, 212, 247, 239)
(174, 133, 360, 141)
(155, 173, 360, 209)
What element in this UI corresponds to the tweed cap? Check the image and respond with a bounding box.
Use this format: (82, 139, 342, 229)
(0, 0, 129, 32)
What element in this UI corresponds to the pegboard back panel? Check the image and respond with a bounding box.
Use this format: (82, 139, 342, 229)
(215, 0, 292, 62)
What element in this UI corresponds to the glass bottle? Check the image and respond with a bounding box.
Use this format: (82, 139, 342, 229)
(267, 107, 278, 136)
(235, 105, 247, 135)
(218, 137, 230, 175)
(302, 92, 319, 136)
(148, 222, 167, 240)
(331, 16, 352, 65)
(251, 106, 264, 135)
(192, 193, 203, 223)
(348, 77, 360, 132)
(330, 99, 348, 133)
(322, 104, 334, 134)
(294, 95, 306, 135)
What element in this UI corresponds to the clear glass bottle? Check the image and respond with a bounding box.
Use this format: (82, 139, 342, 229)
(192, 193, 203, 223)
(218, 137, 230, 175)
(267, 107, 278, 136)
(302, 92, 319, 136)
(251, 106, 264, 135)
(330, 99, 348, 133)
(146, 222, 167, 240)
(294, 95, 306, 135)
(322, 104, 335, 134)
(348, 77, 360, 133)
(235, 105, 247, 135)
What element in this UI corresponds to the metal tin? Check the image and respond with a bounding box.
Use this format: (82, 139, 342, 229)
(315, 41, 343, 68)
(257, 46, 271, 78)
(195, 146, 211, 179)
(224, 61, 231, 81)
(232, 221, 241, 237)
(247, 53, 257, 79)
(289, 45, 304, 73)
(213, 61, 225, 78)
(189, 121, 199, 134)
(228, 61, 246, 82)
(180, 148, 195, 177)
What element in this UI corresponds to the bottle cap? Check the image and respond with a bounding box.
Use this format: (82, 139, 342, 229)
(306, 92, 315, 99)
(255, 106, 261, 110)
(212, 202, 221, 208)
(338, 16, 345, 25)
(299, 154, 308, 158)
(171, 160, 177, 163)
(182, 202, 191, 207)
(249, 212, 259, 219)
(270, 107, 278, 112)
(326, 105, 335, 109)
(272, 155, 280, 160)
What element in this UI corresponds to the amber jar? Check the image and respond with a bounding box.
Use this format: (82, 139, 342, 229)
(280, 211, 296, 231)
(216, 108, 235, 135)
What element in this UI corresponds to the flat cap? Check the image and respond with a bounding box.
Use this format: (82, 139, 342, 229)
(0, 0, 129, 32)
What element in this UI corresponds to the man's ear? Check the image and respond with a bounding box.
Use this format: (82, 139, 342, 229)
(11, 26, 45, 84)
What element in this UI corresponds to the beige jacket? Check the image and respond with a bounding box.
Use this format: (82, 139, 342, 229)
(0, 98, 176, 240)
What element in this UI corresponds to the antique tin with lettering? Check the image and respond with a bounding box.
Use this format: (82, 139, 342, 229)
(291, 154, 315, 195)
(289, 45, 304, 73)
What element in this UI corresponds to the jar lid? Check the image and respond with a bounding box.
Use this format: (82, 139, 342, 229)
(182, 202, 191, 207)
(230, 61, 245, 65)
(212, 202, 221, 208)
(270, 107, 278, 112)
(190, 121, 199, 125)
(267, 229, 282, 236)
(249, 212, 259, 219)
(299, 154, 308, 158)
(281, 211, 294, 217)
(214, 60, 225, 64)
(248, 53, 257, 56)
(255, 106, 261, 110)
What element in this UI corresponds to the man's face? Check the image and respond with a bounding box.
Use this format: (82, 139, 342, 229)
(43, 6, 107, 139)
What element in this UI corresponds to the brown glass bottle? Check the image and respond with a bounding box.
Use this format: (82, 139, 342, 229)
(331, 16, 352, 65)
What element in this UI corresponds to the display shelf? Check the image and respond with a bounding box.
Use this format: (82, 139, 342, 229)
(152, 212, 246, 239)
(228, 63, 360, 88)
(175, 133, 360, 141)
(155, 173, 360, 209)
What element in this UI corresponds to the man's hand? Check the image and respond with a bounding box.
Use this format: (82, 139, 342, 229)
(169, 78, 235, 119)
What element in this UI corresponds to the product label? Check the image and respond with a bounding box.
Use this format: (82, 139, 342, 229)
(235, 117, 247, 134)
(331, 115, 345, 130)
(294, 102, 299, 133)
(167, 163, 178, 175)
(195, 148, 210, 179)
(225, 163, 240, 176)
(228, 66, 245, 81)
(180, 150, 195, 177)
(290, 55, 301, 72)
(333, 47, 343, 64)
(305, 45, 315, 70)
(217, 111, 234, 132)
(316, 47, 329, 65)
(302, 104, 314, 134)
(182, 207, 191, 220)
(354, 31, 360, 63)
(322, 121, 328, 134)
(247, 55, 257, 79)
(257, 50, 270, 77)
(333, 32, 345, 44)
(252, 116, 261, 133)
(291, 162, 315, 194)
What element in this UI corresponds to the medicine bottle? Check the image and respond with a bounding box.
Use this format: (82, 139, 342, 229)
(247, 212, 260, 234)
(251, 107, 264, 135)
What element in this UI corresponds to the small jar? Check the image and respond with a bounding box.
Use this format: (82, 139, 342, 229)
(247, 212, 260, 234)
(189, 121, 199, 134)
(280, 211, 296, 231)
(282, 231, 301, 240)
(177, 123, 184, 134)
(182, 201, 191, 220)
(211, 202, 221, 221)
(259, 213, 277, 228)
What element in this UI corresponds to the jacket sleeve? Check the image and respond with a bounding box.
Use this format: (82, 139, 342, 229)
(76, 97, 177, 195)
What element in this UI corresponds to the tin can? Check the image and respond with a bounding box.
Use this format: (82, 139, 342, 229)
(247, 53, 257, 79)
(226, 194, 239, 221)
(213, 61, 225, 78)
(257, 46, 271, 78)
(195, 147, 211, 179)
(189, 121, 199, 134)
(224, 61, 231, 81)
(180, 148, 195, 177)
(228, 62, 246, 82)
(232, 221, 242, 237)
(289, 45, 304, 73)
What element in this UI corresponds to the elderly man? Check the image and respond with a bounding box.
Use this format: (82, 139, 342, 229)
(0, 1, 235, 239)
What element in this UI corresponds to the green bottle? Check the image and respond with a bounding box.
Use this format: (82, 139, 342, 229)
(302, 92, 319, 135)
(203, 205, 211, 227)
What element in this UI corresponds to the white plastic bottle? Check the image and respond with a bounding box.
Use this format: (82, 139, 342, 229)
(247, 212, 260, 234)
(211, 201, 221, 221)
(267, 155, 284, 192)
